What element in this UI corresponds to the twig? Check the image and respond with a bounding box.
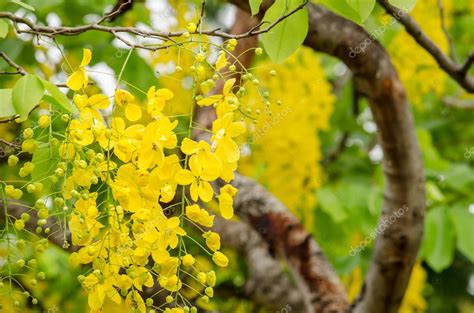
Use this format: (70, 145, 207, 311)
(437, 0, 457, 62)
(0, 138, 21, 148)
(378, 0, 474, 92)
(196, 0, 206, 29)
(443, 96, 474, 109)
(0, 1, 308, 43)
(106, 0, 133, 22)
(0, 51, 26, 75)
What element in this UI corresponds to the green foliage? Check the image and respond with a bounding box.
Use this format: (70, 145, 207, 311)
(389, 0, 417, 11)
(422, 206, 456, 272)
(261, 0, 308, 62)
(12, 74, 44, 121)
(0, 89, 15, 118)
(449, 207, 474, 262)
(346, 0, 376, 23)
(40, 79, 78, 114)
(249, 0, 263, 15)
(0, 19, 8, 38)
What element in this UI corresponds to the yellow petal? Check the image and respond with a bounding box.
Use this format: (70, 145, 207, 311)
(88, 285, 105, 310)
(215, 52, 228, 71)
(190, 181, 199, 202)
(229, 121, 246, 137)
(175, 169, 194, 185)
(197, 95, 222, 106)
(181, 138, 200, 155)
(125, 103, 142, 121)
(88, 94, 110, 109)
(212, 251, 229, 267)
(156, 88, 174, 100)
(66, 69, 87, 91)
(223, 78, 236, 95)
(80, 48, 92, 67)
(198, 181, 214, 202)
(219, 193, 234, 219)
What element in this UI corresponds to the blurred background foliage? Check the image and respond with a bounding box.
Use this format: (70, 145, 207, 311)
(0, 0, 473, 312)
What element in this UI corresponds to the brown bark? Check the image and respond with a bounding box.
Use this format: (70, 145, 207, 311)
(226, 2, 426, 313)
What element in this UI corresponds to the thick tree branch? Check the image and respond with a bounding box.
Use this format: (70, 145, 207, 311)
(228, 1, 426, 313)
(213, 217, 307, 312)
(224, 175, 349, 313)
(378, 0, 474, 92)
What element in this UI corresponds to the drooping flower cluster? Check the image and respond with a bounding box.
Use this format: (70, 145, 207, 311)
(2, 45, 246, 312)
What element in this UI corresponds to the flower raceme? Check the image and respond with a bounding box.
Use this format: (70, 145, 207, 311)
(44, 48, 247, 312)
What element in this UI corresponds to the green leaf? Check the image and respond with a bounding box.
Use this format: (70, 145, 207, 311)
(12, 74, 44, 121)
(249, 0, 263, 15)
(40, 79, 78, 114)
(32, 145, 59, 196)
(316, 187, 348, 222)
(261, 0, 308, 63)
(449, 207, 474, 262)
(346, 0, 376, 23)
(422, 207, 455, 272)
(319, 0, 363, 24)
(0, 89, 16, 118)
(9, 0, 35, 11)
(443, 164, 474, 193)
(389, 0, 417, 11)
(0, 19, 9, 38)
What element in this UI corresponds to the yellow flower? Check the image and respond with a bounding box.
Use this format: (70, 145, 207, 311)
(69, 119, 94, 147)
(147, 87, 174, 117)
(115, 89, 142, 121)
(175, 155, 218, 202)
(181, 138, 222, 176)
(182, 254, 195, 267)
(212, 251, 229, 267)
(185, 204, 214, 227)
(38, 114, 50, 128)
(149, 155, 181, 203)
(137, 118, 178, 169)
(203, 231, 220, 252)
(125, 290, 146, 312)
(197, 79, 239, 117)
(156, 216, 186, 249)
(67, 48, 92, 91)
(74, 93, 109, 122)
(212, 112, 245, 163)
(219, 184, 238, 219)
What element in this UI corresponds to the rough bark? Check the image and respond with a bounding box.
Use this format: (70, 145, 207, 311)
(213, 217, 307, 312)
(222, 175, 349, 313)
(227, 2, 426, 313)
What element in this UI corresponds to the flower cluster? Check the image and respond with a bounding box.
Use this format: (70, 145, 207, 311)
(2, 45, 246, 312)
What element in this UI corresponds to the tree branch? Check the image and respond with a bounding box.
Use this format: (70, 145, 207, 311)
(227, 1, 426, 312)
(213, 217, 307, 311)
(377, 0, 474, 92)
(0, 1, 307, 51)
(0, 51, 26, 75)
